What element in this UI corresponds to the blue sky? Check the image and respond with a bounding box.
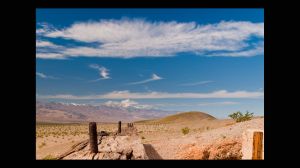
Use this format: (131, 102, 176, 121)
(36, 9, 264, 119)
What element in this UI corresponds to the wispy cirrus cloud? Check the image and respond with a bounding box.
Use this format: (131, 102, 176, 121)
(180, 80, 214, 86)
(152, 101, 239, 107)
(36, 40, 66, 59)
(88, 64, 111, 82)
(197, 101, 239, 106)
(36, 72, 58, 79)
(36, 72, 47, 78)
(36, 19, 264, 59)
(36, 53, 66, 59)
(36, 40, 57, 47)
(37, 90, 264, 100)
(207, 42, 264, 57)
(127, 73, 163, 85)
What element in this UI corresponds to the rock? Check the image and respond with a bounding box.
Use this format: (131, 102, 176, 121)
(131, 139, 148, 160)
(120, 154, 127, 160)
(111, 153, 121, 160)
(61, 135, 148, 160)
(98, 136, 122, 153)
(116, 148, 124, 154)
(123, 148, 133, 159)
(102, 152, 121, 160)
(98, 137, 115, 152)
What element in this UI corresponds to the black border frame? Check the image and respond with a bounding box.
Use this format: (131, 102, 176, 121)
(31, 0, 272, 162)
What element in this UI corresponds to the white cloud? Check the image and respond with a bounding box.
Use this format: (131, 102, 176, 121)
(196, 101, 239, 106)
(88, 64, 110, 81)
(36, 40, 56, 47)
(103, 99, 152, 109)
(104, 99, 137, 108)
(180, 80, 214, 86)
(36, 19, 264, 59)
(127, 73, 163, 85)
(36, 72, 58, 79)
(36, 72, 47, 78)
(153, 101, 239, 107)
(36, 53, 66, 59)
(207, 42, 264, 57)
(37, 90, 264, 100)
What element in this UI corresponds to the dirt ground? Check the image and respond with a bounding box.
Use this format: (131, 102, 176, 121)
(36, 118, 263, 160)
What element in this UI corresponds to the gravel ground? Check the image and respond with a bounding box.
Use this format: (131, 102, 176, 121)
(149, 118, 264, 159)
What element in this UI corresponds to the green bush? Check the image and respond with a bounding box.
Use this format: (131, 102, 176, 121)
(181, 127, 190, 135)
(228, 111, 254, 122)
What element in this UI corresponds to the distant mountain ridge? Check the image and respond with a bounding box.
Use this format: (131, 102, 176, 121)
(36, 101, 176, 123)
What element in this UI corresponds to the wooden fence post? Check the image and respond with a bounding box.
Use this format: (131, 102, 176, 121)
(89, 122, 98, 153)
(252, 131, 263, 160)
(118, 121, 121, 133)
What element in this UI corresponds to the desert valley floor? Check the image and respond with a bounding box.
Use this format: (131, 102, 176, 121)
(36, 112, 264, 160)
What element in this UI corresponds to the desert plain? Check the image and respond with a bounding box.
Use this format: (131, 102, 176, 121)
(36, 112, 263, 160)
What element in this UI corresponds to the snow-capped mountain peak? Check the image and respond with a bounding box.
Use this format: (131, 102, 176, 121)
(103, 99, 152, 109)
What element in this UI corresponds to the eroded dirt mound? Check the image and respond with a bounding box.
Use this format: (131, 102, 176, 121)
(176, 138, 242, 160)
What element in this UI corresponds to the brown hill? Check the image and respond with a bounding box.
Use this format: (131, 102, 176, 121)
(135, 111, 216, 124)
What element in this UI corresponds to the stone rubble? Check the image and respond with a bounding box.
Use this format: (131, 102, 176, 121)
(62, 133, 148, 160)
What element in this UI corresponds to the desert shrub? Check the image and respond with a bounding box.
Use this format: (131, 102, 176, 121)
(228, 111, 254, 123)
(202, 150, 210, 160)
(214, 151, 242, 160)
(141, 136, 145, 139)
(181, 127, 190, 135)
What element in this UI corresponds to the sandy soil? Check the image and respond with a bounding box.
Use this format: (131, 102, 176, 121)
(36, 117, 263, 160)
(149, 118, 264, 159)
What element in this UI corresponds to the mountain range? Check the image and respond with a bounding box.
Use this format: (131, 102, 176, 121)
(36, 101, 176, 123)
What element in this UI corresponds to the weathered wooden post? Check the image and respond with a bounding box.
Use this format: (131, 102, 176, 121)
(89, 122, 98, 153)
(242, 129, 264, 160)
(118, 121, 121, 133)
(252, 131, 263, 160)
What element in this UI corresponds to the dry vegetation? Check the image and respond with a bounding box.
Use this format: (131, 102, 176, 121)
(36, 122, 119, 159)
(36, 122, 215, 159)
